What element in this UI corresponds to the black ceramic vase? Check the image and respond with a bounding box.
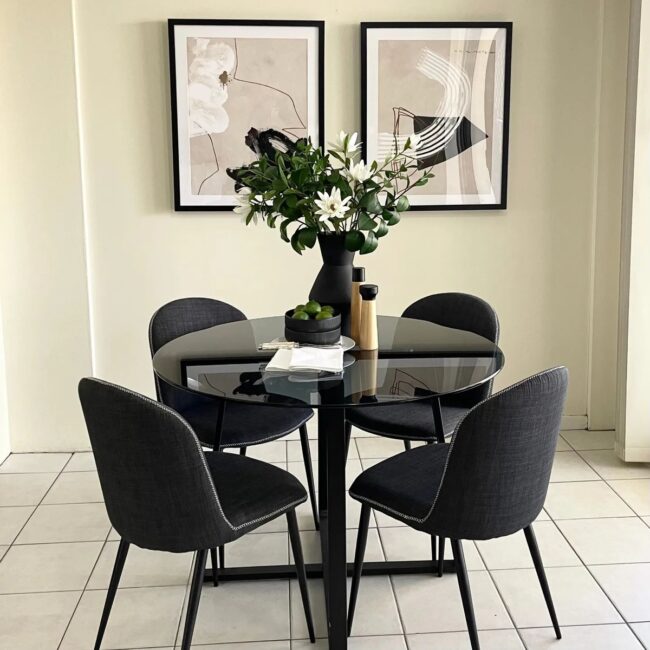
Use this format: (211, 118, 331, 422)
(309, 233, 355, 336)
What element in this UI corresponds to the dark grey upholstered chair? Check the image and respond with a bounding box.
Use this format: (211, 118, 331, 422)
(346, 293, 500, 449)
(149, 298, 318, 534)
(347, 367, 568, 649)
(78, 378, 315, 650)
(346, 293, 499, 574)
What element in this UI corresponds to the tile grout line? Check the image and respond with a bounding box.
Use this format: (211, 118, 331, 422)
(547, 505, 644, 647)
(173, 552, 199, 650)
(606, 479, 650, 518)
(4, 454, 74, 547)
(473, 540, 528, 649)
(56, 519, 112, 650)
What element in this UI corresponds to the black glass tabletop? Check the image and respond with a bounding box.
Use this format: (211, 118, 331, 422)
(152, 315, 504, 409)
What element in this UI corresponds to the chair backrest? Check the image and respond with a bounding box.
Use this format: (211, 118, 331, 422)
(402, 293, 500, 407)
(426, 367, 568, 540)
(78, 377, 237, 552)
(149, 297, 247, 416)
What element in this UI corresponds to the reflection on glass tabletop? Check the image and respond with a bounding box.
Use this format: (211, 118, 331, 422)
(152, 316, 504, 409)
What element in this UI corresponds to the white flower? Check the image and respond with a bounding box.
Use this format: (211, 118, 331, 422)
(314, 188, 352, 221)
(328, 130, 360, 155)
(345, 160, 373, 184)
(234, 188, 259, 224)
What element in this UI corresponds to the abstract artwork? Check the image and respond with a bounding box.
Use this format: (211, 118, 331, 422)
(169, 20, 324, 210)
(362, 23, 512, 210)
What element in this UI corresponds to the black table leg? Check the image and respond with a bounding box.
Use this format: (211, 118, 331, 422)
(319, 407, 347, 650)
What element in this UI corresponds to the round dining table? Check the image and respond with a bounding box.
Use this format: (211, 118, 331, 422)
(153, 315, 504, 649)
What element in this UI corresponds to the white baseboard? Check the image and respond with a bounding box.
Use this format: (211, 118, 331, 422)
(561, 415, 588, 430)
(615, 440, 650, 462)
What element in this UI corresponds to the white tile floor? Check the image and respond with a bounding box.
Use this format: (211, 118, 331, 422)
(0, 428, 649, 649)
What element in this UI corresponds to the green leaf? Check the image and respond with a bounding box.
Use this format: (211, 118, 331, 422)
(359, 192, 382, 215)
(357, 212, 376, 231)
(344, 230, 365, 252)
(297, 227, 318, 248)
(375, 219, 389, 238)
(386, 210, 401, 226)
(279, 220, 291, 242)
(290, 230, 305, 255)
(360, 231, 378, 254)
(395, 195, 410, 212)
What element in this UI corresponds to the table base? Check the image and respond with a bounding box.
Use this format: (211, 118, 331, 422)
(204, 558, 457, 582)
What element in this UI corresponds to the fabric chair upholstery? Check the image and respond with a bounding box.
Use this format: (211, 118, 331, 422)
(347, 293, 499, 441)
(350, 367, 568, 540)
(78, 378, 306, 552)
(349, 368, 568, 649)
(181, 400, 312, 448)
(149, 297, 312, 448)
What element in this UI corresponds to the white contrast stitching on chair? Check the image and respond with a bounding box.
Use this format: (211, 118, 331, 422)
(350, 366, 566, 525)
(85, 377, 305, 533)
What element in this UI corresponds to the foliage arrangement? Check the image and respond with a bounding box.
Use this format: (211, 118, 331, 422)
(228, 130, 433, 255)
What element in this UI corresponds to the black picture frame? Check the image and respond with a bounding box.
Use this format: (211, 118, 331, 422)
(361, 22, 512, 211)
(169, 19, 325, 211)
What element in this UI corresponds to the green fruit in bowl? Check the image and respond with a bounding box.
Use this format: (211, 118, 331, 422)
(315, 311, 332, 320)
(292, 310, 310, 320)
(295, 304, 306, 312)
(304, 300, 321, 316)
(321, 305, 335, 314)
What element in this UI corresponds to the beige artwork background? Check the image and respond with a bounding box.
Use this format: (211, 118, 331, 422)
(377, 39, 497, 197)
(187, 37, 308, 197)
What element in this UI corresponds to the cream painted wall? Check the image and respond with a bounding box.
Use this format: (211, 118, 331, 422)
(0, 301, 10, 463)
(75, 0, 626, 415)
(0, 0, 629, 451)
(0, 0, 93, 451)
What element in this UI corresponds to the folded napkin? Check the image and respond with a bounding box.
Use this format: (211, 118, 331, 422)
(266, 346, 344, 373)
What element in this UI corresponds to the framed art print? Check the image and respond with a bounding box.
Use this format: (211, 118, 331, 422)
(169, 19, 324, 210)
(361, 22, 512, 210)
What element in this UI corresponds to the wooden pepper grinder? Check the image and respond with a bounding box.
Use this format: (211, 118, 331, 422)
(350, 267, 365, 343)
(358, 284, 379, 350)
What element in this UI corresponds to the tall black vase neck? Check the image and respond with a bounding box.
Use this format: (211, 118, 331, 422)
(317, 233, 355, 267)
(310, 233, 356, 336)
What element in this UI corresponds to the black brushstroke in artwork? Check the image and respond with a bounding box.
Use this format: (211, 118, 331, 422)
(227, 127, 307, 189)
(412, 116, 488, 170)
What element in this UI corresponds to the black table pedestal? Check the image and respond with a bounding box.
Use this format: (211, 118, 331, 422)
(203, 405, 457, 649)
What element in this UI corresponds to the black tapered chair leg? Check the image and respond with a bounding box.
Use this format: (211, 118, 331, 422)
(430, 534, 437, 573)
(344, 421, 352, 460)
(438, 537, 446, 577)
(209, 548, 219, 587)
(299, 424, 319, 530)
(348, 504, 371, 636)
(450, 539, 480, 650)
(239, 446, 247, 456)
(219, 545, 225, 570)
(403, 439, 412, 451)
(94, 538, 129, 650)
(524, 525, 561, 639)
(180, 549, 208, 650)
(287, 509, 315, 643)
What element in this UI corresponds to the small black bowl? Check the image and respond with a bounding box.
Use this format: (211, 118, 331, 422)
(284, 309, 341, 345)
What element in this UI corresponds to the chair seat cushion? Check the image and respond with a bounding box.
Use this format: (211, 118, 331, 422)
(347, 401, 466, 441)
(350, 443, 450, 528)
(181, 401, 312, 449)
(205, 451, 306, 532)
